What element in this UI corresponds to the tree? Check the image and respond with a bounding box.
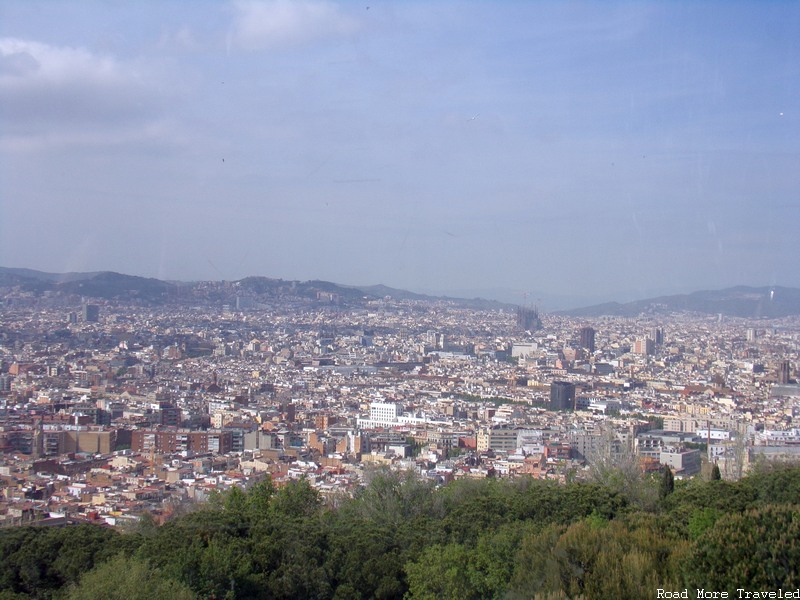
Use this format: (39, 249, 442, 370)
(405, 521, 536, 600)
(0, 523, 130, 598)
(685, 504, 800, 593)
(710, 464, 721, 481)
(661, 472, 761, 537)
(136, 505, 259, 598)
(439, 478, 517, 544)
(324, 519, 407, 600)
(508, 524, 567, 598)
(659, 466, 674, 500)
(723, 433, 748, 480)
(741, 462, 800, 504)
(269, 477, 321, 520)
(585, 426, 658, 510)
(65, 555, 195, 600)
(404, 543, 479, 600)
(687, 507, 722, 540)
(509, 518, 687, 599)
(352, 467, 440, 526)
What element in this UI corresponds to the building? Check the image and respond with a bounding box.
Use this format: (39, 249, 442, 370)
(636, 430, 699, 459)
(579, 327, 595, 353)
(567, 430, 601, 461)
(511, 343, 537, 359)
(778, 360, 792, 385)
(0, 427, 116, 456)
(83, 304, 100, 323)
(633, 337, 655, 356)
(158, 404, 182, 427)
(244, 430, 279, 451)
(477, 425, 519, 453)
(650, 327, 664, 346)
(550, 381, 575, 411)
(516, 306, 541, 332)
(659, 448, 701, 476)
(369, 402, 402, 423)
(131, 429, 233, 455)
(356, 401, 433, 429)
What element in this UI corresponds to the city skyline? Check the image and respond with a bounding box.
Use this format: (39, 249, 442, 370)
(1, 1, 798, 307)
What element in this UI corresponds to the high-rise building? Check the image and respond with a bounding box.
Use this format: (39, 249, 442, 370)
(579, 327, 596, 353)
(778, 360, 792, 384)
(83, 304, 100, 323)
(550, 381, 575, 411)
(650, 327, 664, 346)
(633, 337, 655, 356)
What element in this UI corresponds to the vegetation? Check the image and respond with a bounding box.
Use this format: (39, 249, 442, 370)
(64, 555, 196, 600)
(1, 465, 799, 599)
(660, 465, 675, 499)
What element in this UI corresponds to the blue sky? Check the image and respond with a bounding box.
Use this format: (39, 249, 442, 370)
(1, 1, 798, 308)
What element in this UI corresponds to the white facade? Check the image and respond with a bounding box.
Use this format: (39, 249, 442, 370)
(370, 402, 402, 423)
(357, 401, 435, 429)
(512, 343, 537, 358)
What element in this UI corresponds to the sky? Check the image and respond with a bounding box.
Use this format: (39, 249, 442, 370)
(1, 1, 798, 309)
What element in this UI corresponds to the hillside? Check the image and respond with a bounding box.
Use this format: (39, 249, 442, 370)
(0, 267, 507, 309)
(559, 286, 800, 318)
(5, 268, 798, 316)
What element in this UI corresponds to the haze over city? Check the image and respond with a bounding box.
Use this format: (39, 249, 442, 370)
(1, 1, 798, 308)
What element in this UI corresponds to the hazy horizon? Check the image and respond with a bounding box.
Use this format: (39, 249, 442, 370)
(2, 262, 793, 313)
(2, 1, 798, 305)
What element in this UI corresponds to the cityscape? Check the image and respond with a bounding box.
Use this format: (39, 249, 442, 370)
(2, 0, 799, 597)
(1, 272, 798, 526)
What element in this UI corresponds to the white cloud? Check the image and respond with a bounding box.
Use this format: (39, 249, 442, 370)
(0, 37, 131, 87)
(231, 0, 360, 50)
(0, 37, 176, 150)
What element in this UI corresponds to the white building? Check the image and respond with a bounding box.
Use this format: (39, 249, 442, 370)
(357, 401, 432, 429)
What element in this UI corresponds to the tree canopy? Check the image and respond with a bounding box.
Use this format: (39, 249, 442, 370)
(0, 465, 798, 599)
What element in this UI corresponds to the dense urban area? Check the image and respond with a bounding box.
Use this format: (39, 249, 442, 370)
(1, 275, 799, 598)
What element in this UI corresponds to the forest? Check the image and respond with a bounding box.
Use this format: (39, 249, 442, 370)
(1, 463, 798, 600)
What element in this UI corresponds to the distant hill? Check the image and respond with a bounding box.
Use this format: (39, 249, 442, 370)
(8, 268, 792, 316)
(352, 283, 431, 301)
(0, 267, 102, 283)
(0, 267, 508, 309)
(559, 286, 800, 318)
(0, 267, 180, 303)
(350, 283, 507, 309)
(56, 271, 180, 301)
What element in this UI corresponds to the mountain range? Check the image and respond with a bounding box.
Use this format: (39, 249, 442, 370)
(0, 267, 505, 310)
(556, 286, 800, 319)
(1, 266, 799, 318)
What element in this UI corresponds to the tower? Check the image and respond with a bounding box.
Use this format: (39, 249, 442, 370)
(650, 327, 664, 346)
(579, 327, 595, 353)
(634, 337, 655, 356)
(516, 306, 542, 332)
(33, 418, 44, 459)
(778, 360, 791, 385)
(83, 303, 100, 323)
(550, 381, 575, 411)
